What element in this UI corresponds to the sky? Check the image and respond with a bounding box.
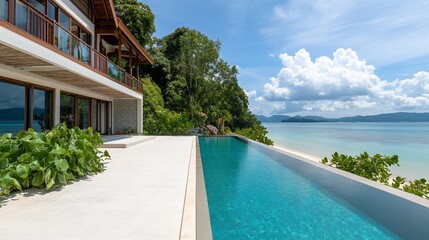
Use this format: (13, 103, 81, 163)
(145, 0, 429, 117)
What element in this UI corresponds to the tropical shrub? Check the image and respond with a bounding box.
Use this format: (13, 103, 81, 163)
(321, 152, 429, 199)
(0, 124, 110, 198)
(235, 125, 274, 146)
(123, 127, 135, 135)
(321, 152, 399, 184)
(402, 179, 429, 199)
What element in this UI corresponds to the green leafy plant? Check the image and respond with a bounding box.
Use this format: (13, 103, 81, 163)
(0, 124, 110, 198)
(321, 152, 429, 199)
(235, 125, 274, 146)
(391, 176, 406, 189)
(123, 127, 135, 135)
(321, 152, 399, 184)
(403, 179, 429, 199)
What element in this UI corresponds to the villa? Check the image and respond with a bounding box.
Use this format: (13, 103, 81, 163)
(0, 0, 153, 135)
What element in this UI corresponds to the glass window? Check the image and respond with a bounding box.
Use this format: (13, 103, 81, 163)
(70, 0, 93, 20)
(80, 30, 91, 45)
(97, 101, 107, 134)
(71, 20, 79, 37)
(78, 98, 90, 129)
(0, 81, 25, 135)
(47, 1, 57, 21)
(59, 11, 70, 30)
(28, 0, 45, 13)
(0, 0, 8, 21)
(33, 89, 52, 132)
(60, 93, 75, 128)
(15, 2, 27, 31)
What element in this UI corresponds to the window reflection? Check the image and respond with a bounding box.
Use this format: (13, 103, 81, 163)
(0, 0, 8, 21)
(78, 98, 90, 129)
(28, 0, 45, 13)
(15, 2, 27, 31)
(33, 89, 52, 132)
(0, 81, 25, 135)
(60, 93, 75, 128)
(47, 1, 57, 21)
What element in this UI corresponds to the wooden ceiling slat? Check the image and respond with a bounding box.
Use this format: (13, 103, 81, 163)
(0, 43, 136, 98)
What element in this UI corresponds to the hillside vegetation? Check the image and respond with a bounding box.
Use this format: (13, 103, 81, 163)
(115, 0, 272, 144)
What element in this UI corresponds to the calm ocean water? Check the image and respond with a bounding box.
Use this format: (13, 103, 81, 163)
(0, 121, 43, 135)
(264, 122, 429, 180)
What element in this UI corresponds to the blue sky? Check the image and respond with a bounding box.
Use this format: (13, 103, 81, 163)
(145, 0, 429, 117)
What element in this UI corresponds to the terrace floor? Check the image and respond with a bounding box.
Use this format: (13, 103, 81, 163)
(0, 136, 196, 240)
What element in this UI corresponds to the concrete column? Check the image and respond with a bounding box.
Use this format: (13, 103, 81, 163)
(111, 101, 115, 134)
(54, 88, 61, 126)
(137, 97, 143, 134)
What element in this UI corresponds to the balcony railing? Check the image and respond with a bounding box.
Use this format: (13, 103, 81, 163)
(1, 2, 143, 93)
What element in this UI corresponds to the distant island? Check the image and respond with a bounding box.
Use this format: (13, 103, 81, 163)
(256, 112, 429, 123)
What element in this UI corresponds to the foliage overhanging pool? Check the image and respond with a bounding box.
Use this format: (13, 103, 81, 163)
(199, 136, 429, 239)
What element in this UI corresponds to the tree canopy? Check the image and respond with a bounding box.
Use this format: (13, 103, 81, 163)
(114, 4, 272, 144)
(114, 0, 155, 46)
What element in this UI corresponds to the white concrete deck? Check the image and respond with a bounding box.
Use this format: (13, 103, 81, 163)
(0, 136, 195, 240)
(101, 135, 156, 148)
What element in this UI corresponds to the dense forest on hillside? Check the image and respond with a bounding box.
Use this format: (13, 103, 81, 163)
(114, 0, 272, 144)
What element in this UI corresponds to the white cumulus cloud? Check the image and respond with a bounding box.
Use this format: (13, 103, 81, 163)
(264, 48, 379, 101)
(244, 90, 257, 98)
(255, 48, 429, 116)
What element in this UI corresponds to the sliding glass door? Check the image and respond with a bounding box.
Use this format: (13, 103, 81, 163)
(0, 80, 53, 135)
(33, 88, 53, 132)
(96, 101, 110, 134)
(78, 97, 90, 129)
(0, 81, 25, 135)
(60, 93, 75, 128)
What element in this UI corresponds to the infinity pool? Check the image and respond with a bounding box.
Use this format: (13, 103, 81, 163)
(199, 137, 403, 239)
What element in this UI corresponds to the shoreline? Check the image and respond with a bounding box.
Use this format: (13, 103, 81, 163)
(272, 143, 419, 182)
(272, 144, 323, 163)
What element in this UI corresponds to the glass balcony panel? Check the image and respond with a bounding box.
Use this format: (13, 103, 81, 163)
(57, 27, 70, 54)
(71, 38, 91, 64)
(108, 61, 125, 83)
(80, 42, 90, 64)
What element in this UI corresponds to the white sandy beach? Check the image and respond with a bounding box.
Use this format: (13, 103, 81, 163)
(272, 144, 323, 163)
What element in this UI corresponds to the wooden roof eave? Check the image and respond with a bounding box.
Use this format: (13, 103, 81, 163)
(93, 0, 118, 27)
(117, 19, 154, 65)
(107, 0, 118, 27)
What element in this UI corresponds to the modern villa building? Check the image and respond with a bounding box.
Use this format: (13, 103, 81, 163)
(0, 0, 153, 135)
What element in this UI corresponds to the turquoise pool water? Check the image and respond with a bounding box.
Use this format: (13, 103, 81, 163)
(199, 137, 400, 239)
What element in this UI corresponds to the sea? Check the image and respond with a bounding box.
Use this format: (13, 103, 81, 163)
(0, 120, 43, 136)
(264, 122, 429, 180)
